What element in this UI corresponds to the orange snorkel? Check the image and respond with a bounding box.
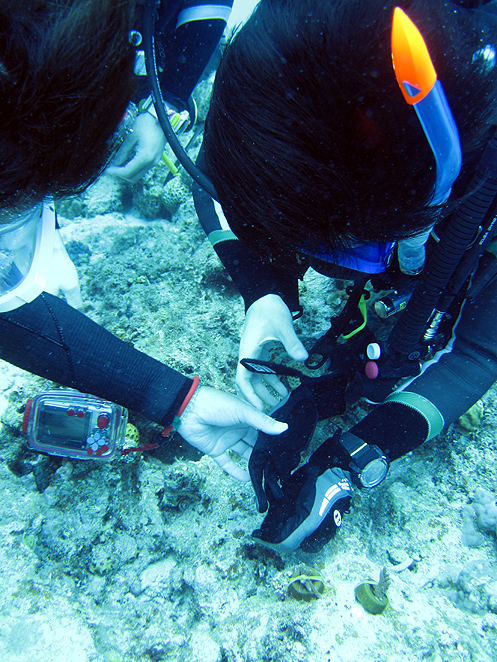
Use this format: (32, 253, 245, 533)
(391, 7, 461, 204)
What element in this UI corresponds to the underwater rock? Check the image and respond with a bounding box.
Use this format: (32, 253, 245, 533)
(90, 543, 115, 575)
(140, 557, 177, 592)
(54, 461, 73, 481)
(55, 196, 87, 220)
(189, 629, 222, 662)
(32, 456, 56, 493)
(65, 240, 92, 267)
(461, 488, 497, 547)
(159, 460, 205, 510)
(114, 531, 138, 564)
(133, 164, 190, 218)
(84, 174, 126, 216)
(387, 548, 415, 573)
(237, 543, 285, 572)
(472, 487, 497, 531)
(454, 560, 497, 614)
(461, 505, 486, 547)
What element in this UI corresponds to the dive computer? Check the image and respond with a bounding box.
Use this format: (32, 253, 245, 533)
(337, 432, 389, 488)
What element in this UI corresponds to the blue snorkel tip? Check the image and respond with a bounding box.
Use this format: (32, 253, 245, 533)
(392, 7, 462, 206)
(412, 80, 462, 205)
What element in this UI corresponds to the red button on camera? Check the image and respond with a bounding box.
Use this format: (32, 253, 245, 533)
(97, 414, 110, 429)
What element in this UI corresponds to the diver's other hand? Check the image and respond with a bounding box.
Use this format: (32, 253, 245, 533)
(45, 230, 84, 310)
(176, 386, 288, 482)
(107, 112, 166, 183)
(253, 433, 351, 552)
(237, 295, 308, 409)
(253, 463, 352, 553)
(249, 385, 318, 513)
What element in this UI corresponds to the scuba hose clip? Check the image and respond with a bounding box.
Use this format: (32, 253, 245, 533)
(305, 277, 370, 371)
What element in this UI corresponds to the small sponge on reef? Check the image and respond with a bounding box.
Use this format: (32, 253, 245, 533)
(355, 567, 390, 614)
(458, 400, 484, 434)
(287, 565, 325, 601)
(472, 487, 497, 531)
(125, 423, 140, 445)
(461, 487, 497, 548)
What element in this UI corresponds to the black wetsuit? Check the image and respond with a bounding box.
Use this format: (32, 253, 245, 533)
(0, 0, 233, 428)
(194, 149, 497, 462)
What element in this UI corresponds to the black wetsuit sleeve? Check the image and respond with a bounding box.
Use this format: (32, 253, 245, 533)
(0, 293, 192, 427)
(192, 158, 302, 313)
(134, 0, 233, 109)
(213, 240, 301, 313)
(349, 264, 497, 461)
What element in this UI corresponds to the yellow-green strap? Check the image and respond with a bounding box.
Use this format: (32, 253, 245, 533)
(342, 294, 368, 339)
(386, 391, 445, 440)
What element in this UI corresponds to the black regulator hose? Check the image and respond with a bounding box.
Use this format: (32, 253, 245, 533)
(389, 128, 497, 356)
(142, 0, 219, 201)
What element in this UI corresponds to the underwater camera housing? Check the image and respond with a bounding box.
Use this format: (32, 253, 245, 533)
(22, 389, 128, 461)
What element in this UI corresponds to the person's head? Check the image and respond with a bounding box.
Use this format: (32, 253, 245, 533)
(204, 0, 497, 257)
(0, 0, 136, 215)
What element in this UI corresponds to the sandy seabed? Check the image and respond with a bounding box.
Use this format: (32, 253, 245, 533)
(1, 166, 497, 662)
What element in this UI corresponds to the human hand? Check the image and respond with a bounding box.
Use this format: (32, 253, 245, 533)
(237, 295, 308, 409)
(45, 230, 84, 309)
(107, 111, 166, 183)
(176, 385, 288, 482)
(253, 462, 352, 553)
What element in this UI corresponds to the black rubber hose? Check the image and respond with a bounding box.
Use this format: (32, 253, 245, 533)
(389, 130, 497, 355)
(142, 0, 219, 201)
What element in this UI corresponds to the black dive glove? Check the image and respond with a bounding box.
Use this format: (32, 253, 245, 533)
(248, 385, 318, 513)
(252, 432, 353, 552)
(244, 358, 349, 513)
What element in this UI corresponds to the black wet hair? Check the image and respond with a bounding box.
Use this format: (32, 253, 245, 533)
(0, 0, 136, 212)
(204, 0, 497, 256)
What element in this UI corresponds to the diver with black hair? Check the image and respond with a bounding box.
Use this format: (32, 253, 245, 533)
(195, 0, 497, 549)
(0, 0, 288, 480)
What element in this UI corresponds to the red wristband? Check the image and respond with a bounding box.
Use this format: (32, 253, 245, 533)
(177, 375, 200, 416)
(161, 376, 200, 437)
